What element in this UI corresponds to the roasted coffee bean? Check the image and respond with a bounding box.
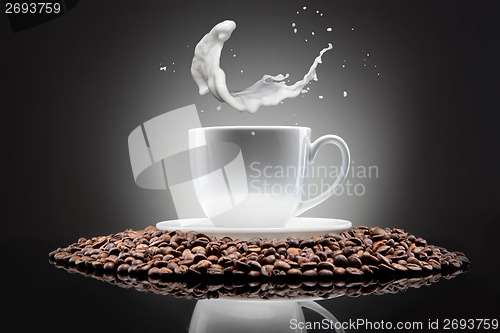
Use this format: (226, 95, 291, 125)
(263, 247, 276, 256)
(360, 253, 378, 266)
(274, 260, 291, 271)
(317, 261, 334, 271)
(158, 267, 173, 277)
(361, 265, 373, 275)
(333, 267, 346, 276)
(261, 265, 274, 277)
(287, 268, 302, 276)
(391, 263, 408, 272)
(346, 267, 363, 276)
(376, 253, 392, 266)
(248, 270, 261, 278)
(117, 264, 130, 274)
(303, 269, 318, 278)
(261, 254, 276, 265)
(248, 260, 262, 271)
(300, 262, 317, 271)
(193, 253, 207, 264)
(207, 265, 224, 276)
(406, 263, 422, 271)
(348, 255, 362, 268)
(428, 259, 441, 270)
(376, 245, 391, 254)
(334, 254, 348, 268)
(174, 265, 188, 275)
(300, 239, 316, 248)
(318, 269, 334, 277)
(103, 261, 115, 271)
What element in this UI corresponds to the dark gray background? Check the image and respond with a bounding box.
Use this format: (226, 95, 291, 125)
(2, 1, 499, 332)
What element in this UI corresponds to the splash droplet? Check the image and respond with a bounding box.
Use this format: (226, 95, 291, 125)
(240, 69, 244, 73)
(327, 27, 332, 32)
(342, 64, 346, 68)
(216, 105, 222, 111)
(343, 91, 348, 97)
(251, 131, 255, 136)
(351, 27, 355, 31)
(319, 95, 324, 99)
(311, 31, 315, 35)
(294, 28, 297, 34)
(292, 23, 296, 27)
(302, 6, 307, 10)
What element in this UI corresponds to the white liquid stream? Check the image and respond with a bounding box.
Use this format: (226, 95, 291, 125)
(191, 20, 333, 113)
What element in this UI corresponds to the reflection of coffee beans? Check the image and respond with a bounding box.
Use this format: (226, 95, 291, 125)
(49, 226, 469, 281)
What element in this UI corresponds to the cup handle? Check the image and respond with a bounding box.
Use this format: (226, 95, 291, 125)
(299, 301, 345, 333)
(295, 134, 350, 216)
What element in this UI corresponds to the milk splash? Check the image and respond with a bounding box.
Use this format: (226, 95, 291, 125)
(191, 20, 333, 113)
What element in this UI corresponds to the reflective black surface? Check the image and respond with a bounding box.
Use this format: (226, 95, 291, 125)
(3, 1, 500, 332)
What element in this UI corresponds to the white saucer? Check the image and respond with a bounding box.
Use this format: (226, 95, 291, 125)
(156, 217, 351, 240)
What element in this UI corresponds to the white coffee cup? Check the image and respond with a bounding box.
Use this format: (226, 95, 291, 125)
(189, 126, 350, 228)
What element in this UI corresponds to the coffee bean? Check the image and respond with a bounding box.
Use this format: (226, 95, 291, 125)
(174, 265, 188, 275)
(287, 268, 302, 276)
(303, 269, 318, 278)
(236, 260, 251, 272)
(376, 253, 392, 266)
(334, 254, 348, 268)
(300, 239, 316, 248)
(391, 263, 408, 272)
(117, 264, 130, 274)
(300, 262, 317, 271)
(248, 270, 261, 278)
(348, 255, 362, 268)
(274, 260, 291, 271)
(261, 254, 276, 265)
(428, 259, 441, 270)
(159, 267, 173, 277)
(103, 262, 115, 271)
(261, 265, 274, 277)
(346, 267, 363, 276)
(360, 253, 378, 266)
(406, 263, 422, 271)
(317, 261, 334, 271)
(333, 267, 346, 276)
(207, 265, 224, 276)
(318, 269, 334, 277)
(248, 260, 262, 271)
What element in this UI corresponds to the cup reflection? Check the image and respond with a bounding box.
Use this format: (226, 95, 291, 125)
(189, 299, 344, 333)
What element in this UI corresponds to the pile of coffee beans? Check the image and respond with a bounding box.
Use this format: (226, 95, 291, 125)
(49, 226, 469, 282)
